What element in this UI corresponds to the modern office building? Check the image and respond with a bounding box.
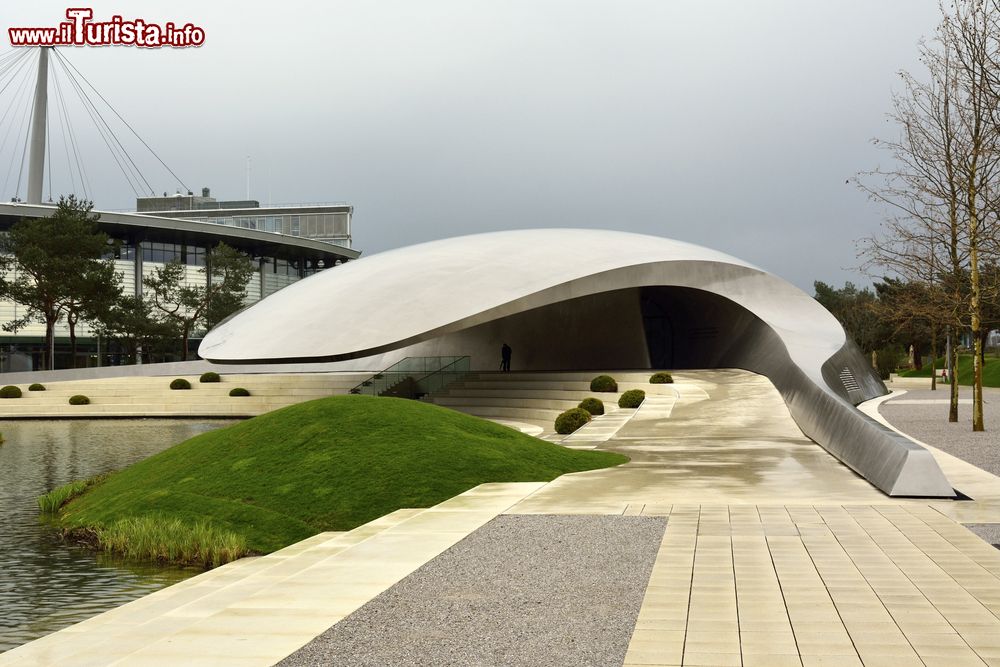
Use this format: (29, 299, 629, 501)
(0, 196, 358, 370)
(137, 188, 353, 248)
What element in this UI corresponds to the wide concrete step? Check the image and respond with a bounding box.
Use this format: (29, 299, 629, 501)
(446, 380, 596, 391)
(436, 388, 603, 400)
(433, 396, 584, 410)
(446, 405, 564, 421)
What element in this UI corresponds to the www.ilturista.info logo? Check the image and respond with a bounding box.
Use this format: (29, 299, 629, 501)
(9, 8, 205, 48)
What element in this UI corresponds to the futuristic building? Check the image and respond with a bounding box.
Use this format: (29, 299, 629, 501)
(200, 228, 956, 499)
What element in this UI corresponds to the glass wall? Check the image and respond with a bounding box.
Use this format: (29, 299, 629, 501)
(140, 243, 206, 266)
(185, 212, 351, 247)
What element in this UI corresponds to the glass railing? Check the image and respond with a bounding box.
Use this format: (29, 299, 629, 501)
(350, 356, 470, 399)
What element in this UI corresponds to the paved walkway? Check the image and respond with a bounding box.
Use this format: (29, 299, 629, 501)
(623, 503, 1000, 667)
(5, 370, 1000, 666)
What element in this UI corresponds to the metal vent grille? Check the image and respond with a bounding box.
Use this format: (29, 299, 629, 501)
(839, 367, 861, 393)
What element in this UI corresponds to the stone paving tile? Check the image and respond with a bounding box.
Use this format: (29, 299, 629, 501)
(624, 504, 1000, 667)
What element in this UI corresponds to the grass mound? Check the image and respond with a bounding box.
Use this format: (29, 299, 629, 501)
(51, 395, 626, 559)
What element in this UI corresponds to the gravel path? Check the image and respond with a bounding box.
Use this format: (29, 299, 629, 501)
(879, 386, 999, 477)
(278, 514, 666, 667)
(880, 386, 1000, 548)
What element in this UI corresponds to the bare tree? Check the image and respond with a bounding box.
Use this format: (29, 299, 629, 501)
(942, 0, 1000, 431)
(859, 1, 1000, 431)
(856, 34, 968, 422)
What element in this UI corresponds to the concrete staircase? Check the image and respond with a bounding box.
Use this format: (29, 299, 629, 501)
(0, 373, 370, 418)
(426, 371, 674, 436)
(0, 482, 546, 667)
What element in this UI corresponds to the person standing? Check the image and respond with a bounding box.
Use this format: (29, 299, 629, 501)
(500, 343, 512, 372)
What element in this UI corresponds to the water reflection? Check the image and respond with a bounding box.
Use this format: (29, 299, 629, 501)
(0, 418, 234, 652)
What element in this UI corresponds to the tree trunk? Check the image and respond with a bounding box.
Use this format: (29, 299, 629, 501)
(68, 314, 78, 369)
(971, 231, 984, 432)
(949, 329, 959, 422)
(181, 322, 190, 361)
(930, 329, 937, 391)
(45, 316, 56, 371)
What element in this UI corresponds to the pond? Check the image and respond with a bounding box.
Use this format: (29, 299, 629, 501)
(0, 418, 235, 653)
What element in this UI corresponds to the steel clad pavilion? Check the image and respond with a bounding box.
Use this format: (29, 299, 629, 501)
(200, 228, 957, 500)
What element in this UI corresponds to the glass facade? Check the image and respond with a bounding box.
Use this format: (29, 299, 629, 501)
(140, 242, 206, 266)
(183, 212, 351, 247)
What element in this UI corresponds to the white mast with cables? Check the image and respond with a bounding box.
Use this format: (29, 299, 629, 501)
(26, 47, 48, 205)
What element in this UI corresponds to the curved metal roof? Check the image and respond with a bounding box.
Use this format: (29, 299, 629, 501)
(199, 228, 844, 369)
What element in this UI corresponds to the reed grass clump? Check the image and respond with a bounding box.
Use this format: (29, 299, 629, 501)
(93, 516, 249, 567)
(38, 474, 107, 514)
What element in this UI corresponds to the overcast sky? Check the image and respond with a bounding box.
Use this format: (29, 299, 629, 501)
(1, 1, 942, 291)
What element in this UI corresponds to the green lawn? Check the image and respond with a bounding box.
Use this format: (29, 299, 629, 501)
(53, 395, 626, 555)
(899, 354, 1000, 387)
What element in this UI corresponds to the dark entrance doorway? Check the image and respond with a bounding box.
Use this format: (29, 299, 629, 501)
(640, 288, 674, 369)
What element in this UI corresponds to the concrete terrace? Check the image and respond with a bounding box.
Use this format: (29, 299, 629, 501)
(0, 373, 369, 418)
(3, 369, 1000, 666)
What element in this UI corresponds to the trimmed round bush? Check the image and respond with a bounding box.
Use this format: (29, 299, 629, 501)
(0, 385, 22, 399)
(578, 397, 605, 416)
(199, 371, 221, 383)
(618, 389, 646, 409)
(589, 375, 618, 392)
(229, 387, 250, 397)
(649, 372, 674, 384)
(28, 383, 45, 391)
(169, 378, 192, 390)
(554, 407, 592, 435)
(69, 394, 90, 405)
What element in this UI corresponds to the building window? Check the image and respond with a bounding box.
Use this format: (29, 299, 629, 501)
(183, 245, 206, 266)
(103, 242, 135, 260)
(142, 242, 182, 263)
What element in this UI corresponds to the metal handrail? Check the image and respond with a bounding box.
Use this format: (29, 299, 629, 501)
(349, 356, 470, 398)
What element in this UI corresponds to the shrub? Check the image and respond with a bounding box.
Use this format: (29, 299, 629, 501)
(875, 344, 901, 381)
(555, 407, 591, 434)
(170, 378, 192, 390)
(199, 372, 221, 383)
(578, 397, 605, 416)
(28, 383, 46, 391)
(618, 389, 646, 409)
(0, 385, 22, 399)
(649, 372, 673, 384)
(69, 394, 90, 405)
(589, 375, 618, 392)
(229, 387, 250, 397)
